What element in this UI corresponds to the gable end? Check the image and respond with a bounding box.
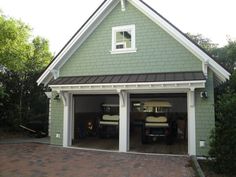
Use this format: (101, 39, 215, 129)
(37, 0, 230, 85)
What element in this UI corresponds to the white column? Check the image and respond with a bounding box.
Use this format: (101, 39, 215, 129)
(68, 93, 73, 146)
(119, 91, 130, 152)
(44, 92, 52, 137)
(48, 99, 52, 137)
(71, 95, 75, 140)
(61, 92, 72, 147)
(187, 89, 196, 155)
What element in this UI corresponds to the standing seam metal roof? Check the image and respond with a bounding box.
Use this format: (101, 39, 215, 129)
(49, 71, 205, 85)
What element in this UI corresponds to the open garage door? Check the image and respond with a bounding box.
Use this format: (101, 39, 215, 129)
(129, 93, 188, 155)
(72, 94, 119, 151)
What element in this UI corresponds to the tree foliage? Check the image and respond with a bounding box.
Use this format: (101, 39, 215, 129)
(186, 33, 218, 53)
(187, 33, 236, 73)
(212, 40, 236, 73)
(209, 72, 236, 176)
(0, 14, 32, 71)
(0, 13, 52, 131)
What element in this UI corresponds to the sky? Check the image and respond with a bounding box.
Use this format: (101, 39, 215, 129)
(0, 0, 236, 55)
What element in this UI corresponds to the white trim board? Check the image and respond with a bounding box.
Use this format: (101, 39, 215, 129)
(37, 0, 230, 85)
(49, 80, 206, 93)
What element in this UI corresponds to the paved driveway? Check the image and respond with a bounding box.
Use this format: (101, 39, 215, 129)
(0, 143, 195, 177)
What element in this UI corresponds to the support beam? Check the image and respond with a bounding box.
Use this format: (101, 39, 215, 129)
(187, 89, 196, 155)
(119, 91, 130, 152)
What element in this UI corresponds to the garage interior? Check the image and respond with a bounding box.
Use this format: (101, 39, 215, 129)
(73, 95, 119, 150)
(129, 93, 187, 154)
(72, 93, 188, 154)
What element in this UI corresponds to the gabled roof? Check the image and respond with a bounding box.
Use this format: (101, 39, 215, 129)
(37, 0, 230, 85)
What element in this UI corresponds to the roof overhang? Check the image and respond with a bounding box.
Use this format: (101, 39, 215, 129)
(49, 80, 206, 94)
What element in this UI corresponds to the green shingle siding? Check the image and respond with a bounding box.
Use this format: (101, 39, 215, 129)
(50, 2, 216, 156)
(60, 2, 201, 76)
(50, 92, 63, 146)
(195, 70, 215, 156)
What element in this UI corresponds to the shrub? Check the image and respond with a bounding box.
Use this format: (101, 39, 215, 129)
(209, 91, 236, 176)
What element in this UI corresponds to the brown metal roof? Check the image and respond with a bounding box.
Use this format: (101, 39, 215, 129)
(49, 71, 205, 85)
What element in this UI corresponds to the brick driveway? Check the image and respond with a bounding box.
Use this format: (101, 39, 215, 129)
(0, 143, 195, 177)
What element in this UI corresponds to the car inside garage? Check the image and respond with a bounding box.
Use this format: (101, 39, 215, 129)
(129, 93, 188, 154)
(72, 93, 188, 154)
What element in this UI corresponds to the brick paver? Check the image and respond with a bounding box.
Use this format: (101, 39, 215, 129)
(0, 143, 195, 177)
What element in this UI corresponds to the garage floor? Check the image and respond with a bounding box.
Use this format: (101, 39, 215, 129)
(73, 135, 187, 155)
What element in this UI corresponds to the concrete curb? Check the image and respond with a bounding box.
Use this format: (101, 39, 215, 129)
(191, 155, 205, 177)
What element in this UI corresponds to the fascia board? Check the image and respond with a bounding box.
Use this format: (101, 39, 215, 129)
(49, 80, 206, 88)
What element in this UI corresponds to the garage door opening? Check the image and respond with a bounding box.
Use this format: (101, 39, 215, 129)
(129, 93, 188, 154)
(72, 95, 119, 151)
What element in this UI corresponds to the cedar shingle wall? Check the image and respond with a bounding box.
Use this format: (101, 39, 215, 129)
(195, 70, 215, 156)
(60, 1, 202, 77)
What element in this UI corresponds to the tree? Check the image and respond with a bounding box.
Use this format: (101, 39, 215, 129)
(213, 41, 236, 176)
(186, 33, 218, 53)
(209, 72, 236, 176)
(0, 13, 52, 131)
(0, 14, 32, 72)
(187, 33, 236, 73)
(212, 39, 236, 73)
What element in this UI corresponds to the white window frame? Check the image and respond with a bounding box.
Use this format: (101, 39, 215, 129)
(111, 24, 136, 54)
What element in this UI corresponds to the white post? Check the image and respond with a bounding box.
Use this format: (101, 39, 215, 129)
(119, 91, 130, 152)
(68, 93, 73, 146)
(61, 92, 72, 147)
(48, 99, 52, 137)
(71, 95, 75, 140)
(44, 92, 52, 137)
(187, 89, 196, 155)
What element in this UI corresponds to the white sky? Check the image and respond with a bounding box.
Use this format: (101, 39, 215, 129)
(1, 0, 236, 55)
